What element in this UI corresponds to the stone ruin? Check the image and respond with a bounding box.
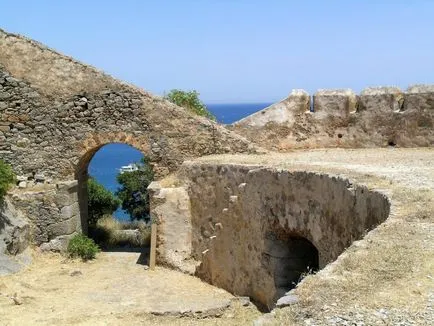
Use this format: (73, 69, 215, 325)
(0, 27, 255, 251)
(0, 28, 432, 309)
(149, 164, 391, 309)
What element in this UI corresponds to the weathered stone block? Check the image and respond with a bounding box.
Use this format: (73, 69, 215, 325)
(149, 183, 194, 272)
(5, 222, 30, 255)
(0, 125, 10, 132)
(405, 85, 434, 112)
(47, 217, 78, 237)
(0, 199, 30, 255)
(275, 294, 298, 308)
(60, 202, 79, 220)
(55, 180, 78, 207)
(358, 86, 403, 112)
(40, 234, 75, 252)
(313, 89, 356, 118)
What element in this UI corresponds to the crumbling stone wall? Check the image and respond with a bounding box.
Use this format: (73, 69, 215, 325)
(151, 163, 390, 309)
(0, 28, 256, 249)
(8, 181, 79, 250)
(232, 86, 434, 150)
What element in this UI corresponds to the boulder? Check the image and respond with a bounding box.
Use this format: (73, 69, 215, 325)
(275, 294, 299, 308)
(0, 199, 30, 255)
(40, 234, 75, 252)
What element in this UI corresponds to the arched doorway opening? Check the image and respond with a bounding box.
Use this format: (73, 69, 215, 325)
(264, 231, 319, 302)
(76, 143, 154, 260)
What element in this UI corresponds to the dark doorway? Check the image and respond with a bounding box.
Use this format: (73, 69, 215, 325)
(264, 232, 319, 302)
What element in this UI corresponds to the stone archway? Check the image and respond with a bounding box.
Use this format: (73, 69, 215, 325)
(0, 28, 255, 250)
(75, 139, 152, 236)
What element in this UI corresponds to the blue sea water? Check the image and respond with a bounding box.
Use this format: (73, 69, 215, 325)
(88, 144, 144, 221)
(88, 103, 271, 220)
(207, 102, 271, 124)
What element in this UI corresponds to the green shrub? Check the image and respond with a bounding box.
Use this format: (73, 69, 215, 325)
(0, 160, 16, 202)
(164, 89, 216, 120)
(67, 234, 100, 260)
(116, 157, 154, 221)
(87, 177, 121, 225)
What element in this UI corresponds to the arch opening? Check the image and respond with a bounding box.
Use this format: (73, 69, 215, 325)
(75, 143, 154, 257)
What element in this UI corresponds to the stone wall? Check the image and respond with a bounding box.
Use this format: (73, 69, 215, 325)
(150, 163, 391, 309)
(232, 86, 434, 150)
(7, 181, 79, 251)
(0, 27, 256, 180)
(0, 28, 257, 248)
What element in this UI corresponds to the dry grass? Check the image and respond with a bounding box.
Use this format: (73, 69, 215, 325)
(89, 215, 151, 248)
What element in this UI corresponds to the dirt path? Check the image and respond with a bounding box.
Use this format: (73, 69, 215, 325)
(0, 251, 260, 325)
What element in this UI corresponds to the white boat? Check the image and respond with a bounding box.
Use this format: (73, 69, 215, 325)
(119, 163, 139, 174)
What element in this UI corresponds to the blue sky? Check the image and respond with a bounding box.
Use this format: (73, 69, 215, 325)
(1, 1, 433, 103)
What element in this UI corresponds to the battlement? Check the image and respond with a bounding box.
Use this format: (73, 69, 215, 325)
(235, 85, 433, 124)
(232, 85, 433, 149)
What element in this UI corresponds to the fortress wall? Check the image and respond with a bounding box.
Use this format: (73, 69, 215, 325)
(0, 28, 130, 100)
(232, 86, 434, 150)
(150, 163, 390, 309)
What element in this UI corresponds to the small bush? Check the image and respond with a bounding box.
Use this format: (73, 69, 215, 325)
(164, 89, 216, 120)
(67, 234, 100, 260)
(0, 160, 16, 201)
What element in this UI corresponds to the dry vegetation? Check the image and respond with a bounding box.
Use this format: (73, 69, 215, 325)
(89, 215, 151, 249)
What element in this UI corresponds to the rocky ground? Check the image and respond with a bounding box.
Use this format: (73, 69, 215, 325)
(1, 148, 433, 325)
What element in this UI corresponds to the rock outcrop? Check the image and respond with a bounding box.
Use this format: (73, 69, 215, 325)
(0, 198, 31, 276)
(0, 199, 30, 255)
